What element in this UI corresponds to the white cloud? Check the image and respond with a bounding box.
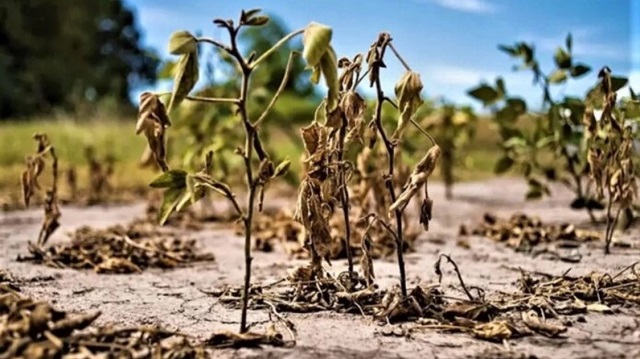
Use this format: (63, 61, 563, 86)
(429, 0, 497, 14)
(425, 65, 531, 89)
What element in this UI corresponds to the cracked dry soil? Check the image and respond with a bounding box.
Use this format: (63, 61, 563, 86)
(2, 178, 639, 359)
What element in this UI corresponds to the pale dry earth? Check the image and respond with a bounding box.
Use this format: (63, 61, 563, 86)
(1, 178, 639, 359)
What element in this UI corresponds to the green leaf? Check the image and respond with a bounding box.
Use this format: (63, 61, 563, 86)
(503, 137, 527, 148)
(168, 31, 197, 55)
(169, 52, 199, 112)
(302, 22, 332, 67)
(274, 160, 291, 177)
(467, 84, 499, 105)
(496, 77, 506, 97)
(320, 46, 339, 111)
(498, 44, 518, 57)
(548, 70, 568, 84)
(494, 156, 514, 174)
(310, 64, 321, 84)
(611, 76, 628, 92)
(506, 97, 527, 114)
(565, 33, 572, 53)
(244, 15, 269, 26)
(535, 136, 554, 149)
(570, 63, 591, 78)
(149, 170, 188, 189)
(554, 48, 572, 69)
(158, 61, 177, 79)
(158, 188, 185, 225)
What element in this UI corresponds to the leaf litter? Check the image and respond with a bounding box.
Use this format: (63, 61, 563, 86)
(459, 212, 609, 262)
(18, 220, 214, 274)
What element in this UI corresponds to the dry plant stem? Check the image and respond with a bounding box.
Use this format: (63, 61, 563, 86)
(337, 115, 354, 275)
(373, 72, 407, 297)
(436, 254, 475, 301)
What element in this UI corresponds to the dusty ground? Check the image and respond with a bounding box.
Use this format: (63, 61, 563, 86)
(2, 178, 639, 359)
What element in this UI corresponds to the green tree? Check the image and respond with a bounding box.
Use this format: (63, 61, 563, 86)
(0, 0, 158, 118)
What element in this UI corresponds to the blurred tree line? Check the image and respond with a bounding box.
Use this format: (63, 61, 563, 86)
(0, 0, 158, 119)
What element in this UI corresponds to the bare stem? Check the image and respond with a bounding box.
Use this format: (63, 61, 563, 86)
(250, 29, 304, 69)
(337, 112, 354, 276)
(254, 52, 299, 126)
(373, 57, 407, 297)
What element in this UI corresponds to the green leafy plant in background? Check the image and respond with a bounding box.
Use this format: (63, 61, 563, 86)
(468, 33, 630, 223)
(421, 101, 477, 199)
(136, 9, 312, 334)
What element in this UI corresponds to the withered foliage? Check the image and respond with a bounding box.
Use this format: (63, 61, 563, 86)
(136, 91, 171, 172)
(0, 285, 207, 358)
(19, 221, 214, 274)
(461, 213, 602, 261)
(20, 133, 61, 248)
(586, 67, 639, 254)
(514, 262, 640, 312)
(250, 208, 420, 259)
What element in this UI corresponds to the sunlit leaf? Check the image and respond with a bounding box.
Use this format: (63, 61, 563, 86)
(320, 46, 339, 111)
(150, 170, 187, 189)
(169, 52, 199, 112)
(168, 31, 197, 55)
(158, 187, 185, 225)
(553, 48, 571, 69)
(548, 70, 568, 84)
(302, 22, 332, 68)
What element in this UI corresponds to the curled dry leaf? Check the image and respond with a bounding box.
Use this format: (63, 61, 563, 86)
(137, 92, 172, 171)
(389, 145, 441, 215)
(392, 71, 424, 141)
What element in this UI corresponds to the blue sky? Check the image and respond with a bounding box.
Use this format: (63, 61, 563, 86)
(125, 0, 638, 109)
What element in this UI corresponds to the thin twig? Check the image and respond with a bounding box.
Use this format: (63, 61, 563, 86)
(254, 52, 299, 126)
(434, 254, 475, 301)
(251, 29, 304, 68)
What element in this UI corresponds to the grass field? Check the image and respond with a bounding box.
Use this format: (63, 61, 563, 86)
(0, 113, 504, 205)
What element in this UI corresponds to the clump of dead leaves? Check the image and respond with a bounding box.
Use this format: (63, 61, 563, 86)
(0, 283, 210, 358)
(208, 256, 640, 344)
(460, 212, 604, 262)
(19, 220, 214, 274)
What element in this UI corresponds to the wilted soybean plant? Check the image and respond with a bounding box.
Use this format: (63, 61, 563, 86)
(292, 31, 440, 297)
(586, 67, 639, 253)
(135, 9, 348, 334)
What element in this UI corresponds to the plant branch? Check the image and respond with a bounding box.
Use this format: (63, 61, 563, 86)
(254, 52, 299, 127)
(388, 43, 412, 72)
(196, 37, 231, 53)
(250, 29, 304, 69)
(410, 118, 437, 147)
